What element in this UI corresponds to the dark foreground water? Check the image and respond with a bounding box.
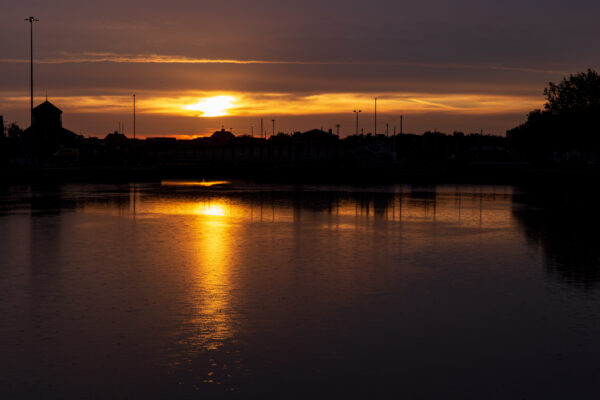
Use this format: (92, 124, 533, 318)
(1, 182, 600, 399)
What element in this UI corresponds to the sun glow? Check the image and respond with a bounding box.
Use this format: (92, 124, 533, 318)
(184, 95, 237, 117)
(2, 92, 542, 120)
(196, 204, 227, 217)
(161, 180, 231, 187)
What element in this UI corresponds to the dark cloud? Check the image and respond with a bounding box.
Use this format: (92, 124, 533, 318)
(0, 61, 557, 95)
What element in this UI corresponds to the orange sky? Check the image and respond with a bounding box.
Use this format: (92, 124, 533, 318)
(0, 87, 545, 137)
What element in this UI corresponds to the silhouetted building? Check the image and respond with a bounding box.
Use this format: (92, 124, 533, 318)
(33, 101, 62, 129)
(211, 128, 235, 145)
(104, 131, 129, 147)
(21, 101, 81, 154)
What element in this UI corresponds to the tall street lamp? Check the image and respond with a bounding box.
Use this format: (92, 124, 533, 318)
(353, 109, 361, 135)
(374, 97, 377, 135)
(133, 94, 136, 139)
(25, 16, 39, 126)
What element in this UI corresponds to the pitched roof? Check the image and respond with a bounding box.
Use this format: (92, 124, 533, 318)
(34, 101, 62, 114)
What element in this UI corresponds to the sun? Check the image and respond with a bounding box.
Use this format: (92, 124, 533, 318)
(184, 95, 237, 117)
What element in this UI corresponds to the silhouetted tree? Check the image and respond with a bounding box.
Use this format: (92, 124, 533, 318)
(7, 122, 23, 139)
(508, 69, 600, 162)
(544, 69, 600, 115)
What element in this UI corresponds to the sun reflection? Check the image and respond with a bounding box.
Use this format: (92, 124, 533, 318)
(186, 201, 235, 351)
(161, 180, 231, 187)
(183, 95, 237, 117)
(196, 204, 227, 217)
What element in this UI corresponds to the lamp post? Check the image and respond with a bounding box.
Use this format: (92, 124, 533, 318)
(25, 16, 38, 126)
(374, 96, 377, 135)
(400, 115, 403, 134)
(353, 109, 361, 135)
(133, 94, 136, 139)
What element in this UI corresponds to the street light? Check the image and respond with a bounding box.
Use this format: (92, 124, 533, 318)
(25, 16, 39, 126)
(133, 94, 136, 139)
(374, 96, 377, 135)
(353, 110, 362, 135)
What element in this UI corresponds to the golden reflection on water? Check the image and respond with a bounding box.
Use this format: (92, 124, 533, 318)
(80, 185, 516, 354)
(187, 205, 234, 351)
(196, 203, 227, 217)
(83, 184, 515, 230)
(161, 180, 231, 187)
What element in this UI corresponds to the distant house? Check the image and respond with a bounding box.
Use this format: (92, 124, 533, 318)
(210, 128, 235, 145)
(22, 101, 81, 151)
(104, 131, 130, 148)
(33, 101, 62, 129)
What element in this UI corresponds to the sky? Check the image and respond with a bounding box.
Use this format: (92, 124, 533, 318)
(2, 0, 600, 138)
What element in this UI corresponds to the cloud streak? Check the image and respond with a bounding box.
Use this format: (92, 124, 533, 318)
(0, 52, 570, 75)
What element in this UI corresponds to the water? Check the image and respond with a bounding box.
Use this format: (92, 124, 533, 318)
(1, 182, 599, 399)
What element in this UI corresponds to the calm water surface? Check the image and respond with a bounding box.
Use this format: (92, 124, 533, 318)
(1, 182, 599, 399)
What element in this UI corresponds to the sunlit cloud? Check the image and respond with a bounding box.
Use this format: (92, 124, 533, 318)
(0, 51, 569, 75)
(0, 91, 542, 119)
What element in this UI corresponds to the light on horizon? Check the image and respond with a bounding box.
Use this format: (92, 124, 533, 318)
(184, 95, 237, 117)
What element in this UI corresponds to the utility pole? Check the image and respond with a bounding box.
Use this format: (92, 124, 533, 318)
(251, 124, 254, 136)
(353, 109, 361, 135)
(394, 118, 399, 161)
(133, 94, 136, 139)
(25, 16, 39, 126)
(271, 119, 275, 137)
(260, 118, 264, 138)
(386, 123, 389, 137)
(374, 97, 377, 135)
